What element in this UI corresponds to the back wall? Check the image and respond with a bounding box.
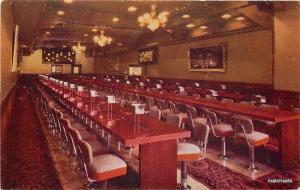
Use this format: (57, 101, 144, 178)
(95, 30, 273, 85)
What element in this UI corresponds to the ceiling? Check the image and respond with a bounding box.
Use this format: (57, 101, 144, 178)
(12, 0, 280, 56)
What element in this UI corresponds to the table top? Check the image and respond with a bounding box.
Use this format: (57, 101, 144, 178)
(43, 80, 191, 146)
(68, 77, 300, 123)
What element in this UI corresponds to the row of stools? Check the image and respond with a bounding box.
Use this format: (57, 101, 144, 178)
(146, 99, 270, 173)
(34, 84, 127, 190)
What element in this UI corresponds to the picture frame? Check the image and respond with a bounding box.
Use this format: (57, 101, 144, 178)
(138, 47, 157, 64)
(188, 43, 226, 72)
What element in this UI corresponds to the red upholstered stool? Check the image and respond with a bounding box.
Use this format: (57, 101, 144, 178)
(177, 123, 209, 190)
(205, 110, 234, 160)
(232, 115, 269, 172)
(78, 140, 127, 190)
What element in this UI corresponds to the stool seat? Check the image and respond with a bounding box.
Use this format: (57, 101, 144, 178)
(177, 112, 188, 119)
(88, 154, 127, 181)
(193, 117, 207, 124)
(213, 123, 234, 137)
(162, 109, 172, 117)
(177, 142, 200, 161)
(236, 131, 269, 146)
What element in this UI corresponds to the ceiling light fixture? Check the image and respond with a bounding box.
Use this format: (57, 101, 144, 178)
(128, 6, 138, 12)
(64, 0, 73, 3)
(84, 33, 88, 37)
(186, 23, 195, 28)
(93, 30, 112, 47)
(57, 10, 65, 16)
(91, 28, 98, 32)
(72, 42, 86, 53)
(112, 17, 119, 23)
(62, 45, 67, 48)
(235, 16, 245, 21)
(199, 25, 208, 29)
(138, 4, 168, 32)
(45, 31, 50, 35)
(182, 14, 190, 19)
(221, 14, 231, 19)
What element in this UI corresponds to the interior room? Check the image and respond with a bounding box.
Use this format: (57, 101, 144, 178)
(1, 1, 299, 189)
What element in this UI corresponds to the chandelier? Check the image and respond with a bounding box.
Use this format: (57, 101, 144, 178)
(72, 42, 86, 53)
(138, 4, 168, 32)
(93, 30, 113, 47)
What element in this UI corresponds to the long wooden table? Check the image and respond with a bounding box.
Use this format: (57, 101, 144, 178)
(66, 76, 300, 170)
(41, 79, 190, 189)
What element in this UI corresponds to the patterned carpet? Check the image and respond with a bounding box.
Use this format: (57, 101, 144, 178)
(1, 85, 61, 189)
(187, 158, 300, 189)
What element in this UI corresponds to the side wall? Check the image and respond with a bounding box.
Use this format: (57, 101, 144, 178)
(95, 30, 273, 85)
(1, 1, 18, 103)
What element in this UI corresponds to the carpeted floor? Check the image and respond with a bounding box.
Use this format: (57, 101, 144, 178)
(2, 85, 61, 189)
(187, 158, 300, 189)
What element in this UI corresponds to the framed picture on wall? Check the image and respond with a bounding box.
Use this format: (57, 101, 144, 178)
(188, 43, 226, 72)
(51, 64, 63, 73)
(138, 47, 157, 64)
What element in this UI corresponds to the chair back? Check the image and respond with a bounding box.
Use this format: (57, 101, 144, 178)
(77, 139, 93, 165)
(156, 98, 169, 110)
(240, 101, 255, 106)
(146, 96, 155, 108)
(166, 114, 182, 128)
(260, 104, 279, 109)
(294, 107, 300, 114)
(205, 110, 218, 126)
(232, 115, 253, 134)
(186, 105, 198, 119)
(169, 102, 178, 114)
(149, 108, 162, 120)
(221, 98, 233, 103)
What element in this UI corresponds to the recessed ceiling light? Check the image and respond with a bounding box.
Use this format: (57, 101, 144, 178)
(64, 0, 73, 3)
(21, 45, 28, 48)
(161, 11, 170, 15)
(62, 45, 67, 48)
(186, 23, 195, 28)
(199, 25, 208, 29)
(221, 14, 231, 19)
(112, 17, 119, 23)
(118, 43, 123, 46)
(57, 10, 65, 16)
(45, 31, 50, 35)
(84, 33, 88, 37)
(235, 16, 245, 21)
(182, 14, 190, 19)
(128, 6, 137, 12)
(91, 28, 98, 32)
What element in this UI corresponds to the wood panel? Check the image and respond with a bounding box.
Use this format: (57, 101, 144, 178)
(139, 140, 177, 189)
(280, 119, 300, 169)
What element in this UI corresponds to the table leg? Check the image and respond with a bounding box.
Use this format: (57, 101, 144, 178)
(139, 139, 177, 189)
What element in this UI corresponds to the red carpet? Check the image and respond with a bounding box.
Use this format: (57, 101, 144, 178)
(187, 158, 300, 189)
(2, 85, 61, 189)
